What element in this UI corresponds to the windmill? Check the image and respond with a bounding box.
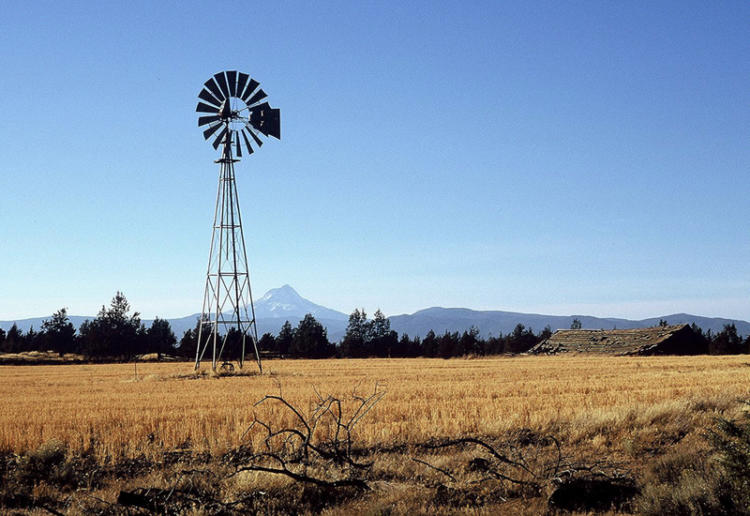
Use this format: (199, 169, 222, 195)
(194, 71, 280, 372)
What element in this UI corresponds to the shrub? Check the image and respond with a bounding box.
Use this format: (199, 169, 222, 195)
(16, 440, 68, 485)
(706, 405, 750, 513)
(638, 405, 750, 515)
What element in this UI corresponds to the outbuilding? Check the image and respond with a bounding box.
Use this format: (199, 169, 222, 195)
(529, 324, 706, 355)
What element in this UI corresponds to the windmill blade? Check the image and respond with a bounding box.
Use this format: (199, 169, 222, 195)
(212, 126, 228, 149)
(226, 71, 238, 96)
(198, 115, 221, 127)
(204, 78, 225, 102)
(196, 102, 220, 113)
(247, 126, 263, 147)
(235, 130, 242, 157)
(265, 108, 281, 139)
(249, 103, 281, 139)
(220, 99, 232, 119)
(241, 79, 260, 102)
(203, 122, 223, 140)
(236, 73, 249, 98)
(214, 72, 230, 99)
(245, 88, 267, 106)
(249, 102, 271, 114)
(241, 129, 255, 155)
(198, 88, 222, 107)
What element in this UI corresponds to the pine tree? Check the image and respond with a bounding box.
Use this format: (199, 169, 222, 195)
(2, 324, 22, 353)
(147, 317, 177, 357)
(276, 321, 294, 355)
(41, 308, 77, 355)
(341, 309, 371, 357)
(291, 314, 331, 358)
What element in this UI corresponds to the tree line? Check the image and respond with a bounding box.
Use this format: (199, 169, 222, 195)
(2, 293, 750, 360)
(0, 292, 175, 360)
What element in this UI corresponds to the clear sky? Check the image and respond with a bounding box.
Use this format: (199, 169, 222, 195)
(1, 1, 748, 321)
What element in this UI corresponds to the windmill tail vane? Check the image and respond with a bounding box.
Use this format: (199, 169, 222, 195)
(194, 70, 280, 372)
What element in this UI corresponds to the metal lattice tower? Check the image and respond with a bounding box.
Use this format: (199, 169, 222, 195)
(193, 71, 280, 372)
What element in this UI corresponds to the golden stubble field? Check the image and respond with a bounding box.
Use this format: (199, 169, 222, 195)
(2, 355, 749, 461)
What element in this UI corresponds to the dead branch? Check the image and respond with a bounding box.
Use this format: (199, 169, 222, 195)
(237, 384, 386, 490)
(422, 437, 535, 474)
(414, 433, 634, 505)
(412, 457, 457, 482)
(234, 461, 369, 490)
(415, 435, 567, 493)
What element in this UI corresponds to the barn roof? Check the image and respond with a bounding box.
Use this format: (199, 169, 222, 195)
(529, 324, 693, 355)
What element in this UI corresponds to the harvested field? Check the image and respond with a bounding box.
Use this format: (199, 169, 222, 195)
(2, 356, 749, 457)
(1, 356, 750, 514)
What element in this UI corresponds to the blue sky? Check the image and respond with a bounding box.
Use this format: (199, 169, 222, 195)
(1, 1, 748, 321)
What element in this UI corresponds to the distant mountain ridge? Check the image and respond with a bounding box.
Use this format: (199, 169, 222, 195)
(386, 307, 750, 340)
(2, 286, 748, 341)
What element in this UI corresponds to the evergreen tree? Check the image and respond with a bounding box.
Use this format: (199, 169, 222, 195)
(178, 328, 197, 358)
(484, 334, 504, 355)
(710, 324, 744, 355)
(506, 324, 538, 353)
(408, 334, 423, 357)
(291, 314, 332, 358)
(78, 292, 141, 359)
(394, 333, 411, 357)
(341, 309, 371, 358)
(459, 327, 481, 356)
(258, 332, 276, 352)
(41, 308, 77, 355)
(147, 317, 176, 356)
(222, 327, 243, 361)
(438, 331, 460, 358)
(422, 330, 438, 357)
(370, 309, 397, 357)
(177, 320, 202, 358)
(276, 321, 294, 355)
(371, 310, 390, 338)
(2, 324, 23, 353)
(25, 327, 40, 352)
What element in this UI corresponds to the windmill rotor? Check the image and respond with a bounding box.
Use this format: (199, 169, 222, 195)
(196, 70, 281, 159)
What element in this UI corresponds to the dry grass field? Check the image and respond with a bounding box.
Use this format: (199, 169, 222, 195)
(2, 355, 750, 514)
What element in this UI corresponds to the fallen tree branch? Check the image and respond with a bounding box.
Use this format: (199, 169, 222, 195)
(412, 457, 457, 482)
(237, 384, 386, 491)
(235, 463, 370, 490)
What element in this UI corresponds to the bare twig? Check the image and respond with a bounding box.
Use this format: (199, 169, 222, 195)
(412, 457, 457, 482)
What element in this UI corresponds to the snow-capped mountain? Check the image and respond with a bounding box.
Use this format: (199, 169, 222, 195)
(253, 284, 348, 321)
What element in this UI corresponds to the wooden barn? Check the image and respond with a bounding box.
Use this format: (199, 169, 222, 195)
(529, 324, 706, 356)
